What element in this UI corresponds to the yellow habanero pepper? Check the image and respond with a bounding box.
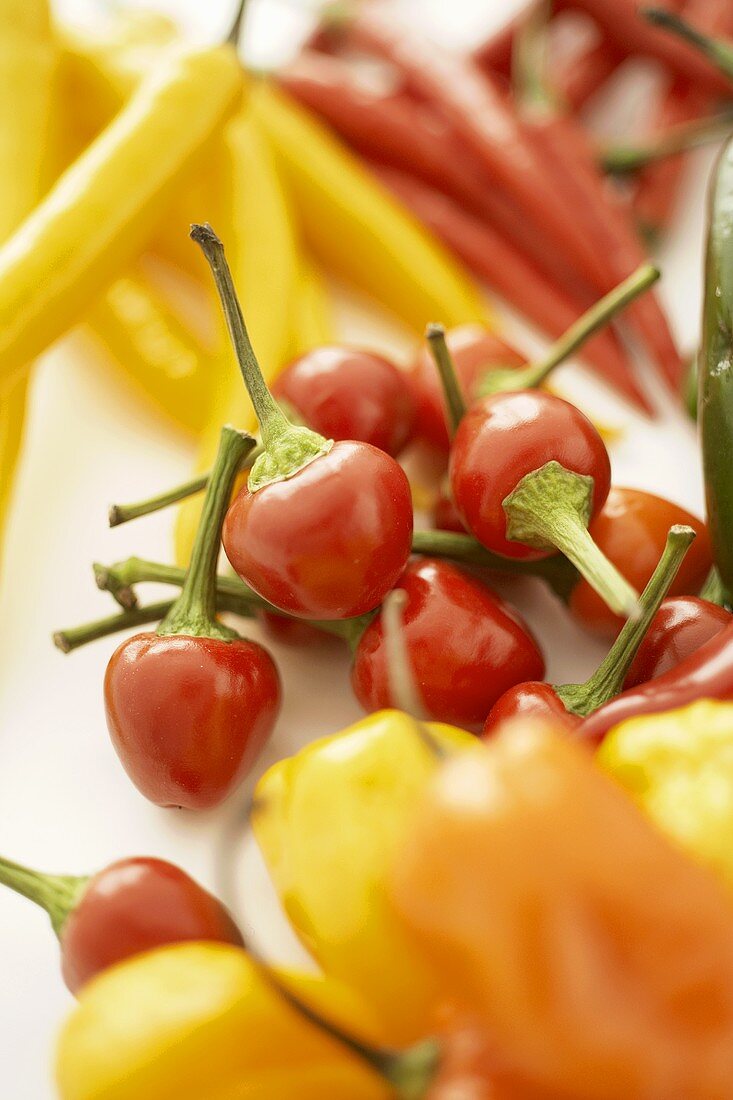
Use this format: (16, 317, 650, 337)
(0, 0, 57, 580)
(252, 710, 473, 1046)
(174, 111, 300, 565)
(599, 700, 733, 890)
(0, 36, 242, 388)
(250, 83, 490, 334)
(55, 943, 390, 1100)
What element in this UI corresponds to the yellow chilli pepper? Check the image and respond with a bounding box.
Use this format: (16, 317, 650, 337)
(0, 0, 57, 580)
(0, 36, 242, 387)
(289, 259, 335, 357)
(174, 111, 301, 565)
(250, 83, 490, 334)
(55, 943, 391, 1100)
(252, 710, 473, 1046)
(599, 699, 733, 890)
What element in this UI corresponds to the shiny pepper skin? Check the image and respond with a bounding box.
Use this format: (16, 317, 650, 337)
(61, 857, 243, 994)
(351, 558, 545, 729)
(223, 440, 414, 619)
(104, 633, 281, 809)
(624, 596, 731, 688)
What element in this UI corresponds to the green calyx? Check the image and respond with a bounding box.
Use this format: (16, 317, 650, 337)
(158, 425, 255, 642)
(556, 524, 695, 715)
(0, 856, 88, 938)
(377, 1040, 442, 1100)
(191, 223, 334, 494)
(504, 461, 639, 617)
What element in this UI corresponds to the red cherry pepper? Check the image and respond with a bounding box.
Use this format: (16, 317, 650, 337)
(351, 557, 545, 729)
(272, 344, 415, 457)
(449, 389, 638, 616)
(580, 620, 733, 743)
(624, 595, 731, 688)
(484, 524, 695, 735)
(568, 486, 712, 636)
(432, 481, 467, 534)
(105, 425, 281, 808)
(190, 225, 413, 621)
(0, 854, 242, 994)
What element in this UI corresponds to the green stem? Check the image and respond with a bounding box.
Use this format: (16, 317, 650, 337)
(0, 856, 88, 937)
(512, 0, 556, 113)
(227, 0, 249, 46)
(602, 109, 733, 174)
(557, 524, 695, 714)
(503, 461, 639, 616)
(158, 427, 254, 641)
(683, 352, 699, 420)
(425, 323, 466, 436)
(643, 9, 733, 78)
(700, 566, 733, 608)
(478, 264, 659, 397)
(191, 224, 332, 492)
(55, 601, 175, 652)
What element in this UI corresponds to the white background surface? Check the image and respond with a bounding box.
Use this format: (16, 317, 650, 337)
(0, 0, 720, 1094)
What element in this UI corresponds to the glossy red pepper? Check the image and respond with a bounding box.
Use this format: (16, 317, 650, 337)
(351, 557, 545, 729)
(568, 487, 711, 635)
(272, 344, 415, 457)
(624, 595, 731, 687)
(449, 389, 638, 617)
(0, 854, 242, 994)
(104, 425, 281, 808)
(484, 524, 695, 735)
(191, 226, 413, 621)
(432, 481, 467, 534)
(581, 621, 733, 742)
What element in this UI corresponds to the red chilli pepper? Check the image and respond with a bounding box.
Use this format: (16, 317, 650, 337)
(580, 620, 733, 743)
(624, 595, 731, 687)
(484, 524, 695, 734)
(188, 226, 413, 620)
(351, 557, 545, 729)
(448, 389, 639, 616)
(272, 345, 416, 458)
(0, 855, 243, 994)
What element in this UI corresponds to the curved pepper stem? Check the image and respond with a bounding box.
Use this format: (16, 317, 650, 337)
(503, 460, 639, 616)
(0, 856, 87, 938)
(558, 524, 696, 715)
(425, 323, 466, 436)
(602, 110, 733, 175)
(158, 425, 255, 641)
(478, 264, 660, 397)
(191, 224, 333, 492)
(643, 9, 733, 78)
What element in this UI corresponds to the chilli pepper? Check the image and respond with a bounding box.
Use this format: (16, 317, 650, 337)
(253, 709, 473, 1045)
(272, 345, 416, 458)
(483, 523, 695, 734)
(0, 20, 243, 390)
(104, 426, 281, 808)
(513, 1, 683, 391)
(580, 620, 733, 741)
(287, 258, 335, 359)
(448, 388, 639, 616)
(391, 720, 733, 1098)
(624, 594, 731, 687)
(701, 132, 733, 594)
(351, 557, 545, 730)
(0, 853, 242, 994)
(191, 225, 413, 620)
(599, 699, 733, 890)
(568, 486, 712, 634)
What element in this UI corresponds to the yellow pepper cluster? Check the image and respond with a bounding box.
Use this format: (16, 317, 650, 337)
(0, 0, 489, 582)
(55, 702, 733, 1099)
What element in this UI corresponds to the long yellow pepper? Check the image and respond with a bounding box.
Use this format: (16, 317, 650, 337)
(0, 0, 57, 579)
(56, 943, 390, 1100)
(250, 83, 490, 333)
(253, 710, 473, 1046)
(289, 259, 335, 356)
(0, 39, 242, 387)
(174, 112, 301, 564)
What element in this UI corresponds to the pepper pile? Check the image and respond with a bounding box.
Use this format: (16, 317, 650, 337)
(4, 0, 733, 1095)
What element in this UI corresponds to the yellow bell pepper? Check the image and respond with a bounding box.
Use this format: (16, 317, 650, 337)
(174, 111, 301, 565)
(0, 37, 242, 387)
(0, 0, 57, 580)
(599, 700, 733, 890)
(55, 943, 390, 1100)
(250, 82, 490, 334)
(253, 710, 473, 1045)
